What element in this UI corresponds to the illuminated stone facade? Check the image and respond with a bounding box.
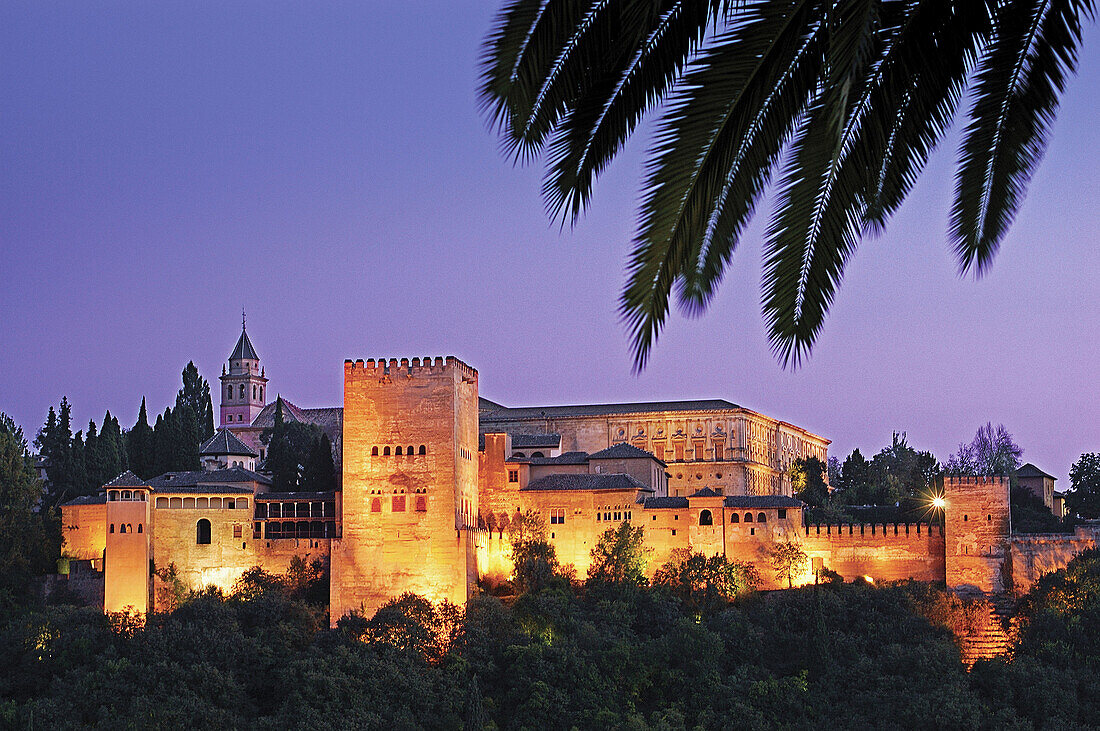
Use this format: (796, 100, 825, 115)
(56, 329, 1096, 617)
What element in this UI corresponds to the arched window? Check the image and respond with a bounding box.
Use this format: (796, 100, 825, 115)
(239, 384, 245, 398)
(196, 519, 211, 544)
(260, 387, 263, 401)
(407, 445, 414, 455)
(227, 385, 233, 400)
(252, 385, 257, 399)
(372, 446, 379, 456)
(730, 513, 739, 523)
(395, 446, 403, 456)
(744, 512, 753, 523)
(513, 452, 525, 458)
(109, 524, 115, 533)
(156, 497, 167, 508)
(383, 446, 391, 456)
(532, 452, 545, 458)
(120, 524, 127, 534)
(758, 512, 767, 523)
(137, 524, 143, 533)
(121, 490, 132, 501)
(699, 509, 713, 526)
(371, 498, 381, 513)
(419, 445, 426, 455)
(415, 496, 427, 512)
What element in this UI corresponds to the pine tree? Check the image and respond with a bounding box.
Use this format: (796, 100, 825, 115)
(70, 429, 88, 497)
(127, 397, 154, 479)
(35, 398, 81, 507)
(152, 408, 178, 476)
(301, 433, 337, 492)
(174, 400, 201, 472)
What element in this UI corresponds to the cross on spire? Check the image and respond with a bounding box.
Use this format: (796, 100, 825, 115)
(242, 307, 246, 331)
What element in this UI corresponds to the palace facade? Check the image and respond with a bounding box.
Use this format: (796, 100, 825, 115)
(58, 327, 1097, 619)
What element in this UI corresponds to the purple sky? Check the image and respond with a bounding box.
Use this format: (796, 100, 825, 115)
(2, 3, 1098, 484)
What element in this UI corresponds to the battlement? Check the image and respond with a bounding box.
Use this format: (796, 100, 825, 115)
(804, 522, 943, 539)
(344, 356, 478, 379)
(946, 475, 1011, 486)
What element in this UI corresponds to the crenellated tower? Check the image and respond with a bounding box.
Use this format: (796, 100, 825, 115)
(219, 315, 268, 427)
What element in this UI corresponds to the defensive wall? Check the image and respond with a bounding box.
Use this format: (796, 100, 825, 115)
(1007, 525, 1100, 596)
(801, 522, 946, 584)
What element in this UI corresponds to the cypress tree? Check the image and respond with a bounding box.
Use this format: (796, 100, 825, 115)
(70, 430, 88, 497)
(127, 398, 154, 479)
(100, 410, 125, 481)
(264, 398, 299, 492)
(301, 433, 337, 492)
(152, 408, 178, 476)
(179, 361, 215, 442)
(36, 398, 81, 507)
(84, 419, 108, 492)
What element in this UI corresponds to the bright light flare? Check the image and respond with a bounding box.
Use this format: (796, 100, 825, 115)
(932, 496, 946, 509)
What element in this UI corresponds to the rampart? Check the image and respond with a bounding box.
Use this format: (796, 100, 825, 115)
(1008, 525, 1100, 596)
(801, 522, 946, 583)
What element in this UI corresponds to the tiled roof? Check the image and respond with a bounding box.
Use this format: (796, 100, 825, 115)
(523, 451, 590, 465)
(1017, 463, 1056, 480)
(152, 484, 253, 495)
(200, 428, 258, 457)
(230, 328, 260, 361)
(689, 487, 722, 498)
(723, 495, 803, 508)
(588, 442, 663, 463)
(481, 399, 740, 421)
(105, 471, 147, 488)
(147, 467, 270, 491)
(644, 496, 689, 509)
(478, 397, 505, 412)
(61, 493, 107, 506)
(521, 473, 651, 493)
(511, 433, 561, 449)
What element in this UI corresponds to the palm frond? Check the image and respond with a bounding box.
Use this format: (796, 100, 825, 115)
(952, 0, 1094, 275)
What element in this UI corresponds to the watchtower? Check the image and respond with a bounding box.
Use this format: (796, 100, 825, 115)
(330, 356, 479, 622)
(944, 475, 1012, 592)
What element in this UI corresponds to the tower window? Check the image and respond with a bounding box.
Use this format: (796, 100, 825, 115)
(744, 512, 753, 523)
(419, 445, 426, 455)
(239, 384, 245, 398)
(196, 519, 211, 545)
(699, 509, 713, 526)
(730, 513, 739, 523)
(227, 386, 233, 400)
(383, 446, 391, 456)
(758, 512, 767, 523)
(396, 446, 403, 456)
(372, 446, 379, 456)
(259, 387, 263, 401)
(253, 385, 257, 399)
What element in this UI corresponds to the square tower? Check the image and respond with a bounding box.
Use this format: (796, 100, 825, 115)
(103, 471, 152, 614)
(944, 475, 1011, 592)
(330, 356, 479, 622)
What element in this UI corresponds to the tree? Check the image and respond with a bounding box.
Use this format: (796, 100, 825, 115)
(0, 412, 59, 603)
(126, 398, 155, 479)
(481, 1, 1093, 367)
(587, 521, 651, 586)
(947, 422, 1022, 477)
(178, 361, 215, 442)
(791, 456, 829, 507)
(35, 398, 81, 508)
(300, 433, 337, 492)
(652, 548, 759, 613)
(835, 448, 874, 503)
(770, 541, 808, 588)
(507, 510, 564, 593)
(263, 398, 300, 492)
(1067, 453, 1100, 518)
(868, 432, 940, 502)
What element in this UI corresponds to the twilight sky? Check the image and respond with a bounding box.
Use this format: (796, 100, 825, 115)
(2, 3, 1098, 484)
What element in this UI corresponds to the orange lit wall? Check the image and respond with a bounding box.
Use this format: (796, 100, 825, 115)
(104, 499, 150, 614)
(61, 502, 106, 562)
(331, 357, 478, 623)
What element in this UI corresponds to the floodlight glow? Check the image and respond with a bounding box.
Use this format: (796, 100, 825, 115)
(932, 496, 946, 509)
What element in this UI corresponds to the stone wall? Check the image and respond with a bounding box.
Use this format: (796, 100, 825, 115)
(801, 523, 946, 584)
(61, 502, 106, 561)
(1008, 525, 1100, 596)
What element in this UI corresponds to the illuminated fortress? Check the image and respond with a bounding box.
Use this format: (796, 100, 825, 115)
(59, 327, 1100, 617)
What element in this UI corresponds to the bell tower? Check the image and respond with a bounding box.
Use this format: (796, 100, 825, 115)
(219, 312, 268, 428)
